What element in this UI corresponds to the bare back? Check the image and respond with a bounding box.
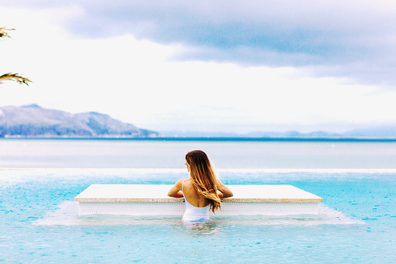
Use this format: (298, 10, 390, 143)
(183, 179, 209, 207)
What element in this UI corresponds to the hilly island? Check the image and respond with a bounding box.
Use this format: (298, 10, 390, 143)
(1, 105, 396, 139)
(0, 104, 163, 138)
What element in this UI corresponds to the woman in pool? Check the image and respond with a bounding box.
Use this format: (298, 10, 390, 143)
(168, 150, 233, 222)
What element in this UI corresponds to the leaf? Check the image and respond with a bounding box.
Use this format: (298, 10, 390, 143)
(0, 73, 32, 86)
(0, 27, 15, 38)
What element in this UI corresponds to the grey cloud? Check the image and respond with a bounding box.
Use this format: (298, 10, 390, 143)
(3, 0, 396, 85)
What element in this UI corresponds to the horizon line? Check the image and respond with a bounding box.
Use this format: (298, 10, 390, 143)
(1, 137, 396, 142)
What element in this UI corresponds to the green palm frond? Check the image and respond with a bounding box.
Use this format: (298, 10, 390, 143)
(0, 27, 15, 38)
(0, 73, 32, 86)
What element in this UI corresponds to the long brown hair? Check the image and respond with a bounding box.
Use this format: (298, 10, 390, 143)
(185, 150, 222, 213)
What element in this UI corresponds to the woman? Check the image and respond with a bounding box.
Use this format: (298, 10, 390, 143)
(168, 150, 233, 222)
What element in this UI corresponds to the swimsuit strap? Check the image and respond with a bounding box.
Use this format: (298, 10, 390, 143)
(182, 179, 185, 195)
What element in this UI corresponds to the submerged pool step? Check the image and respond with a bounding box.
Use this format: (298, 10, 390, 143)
(74, 185, 323, 217)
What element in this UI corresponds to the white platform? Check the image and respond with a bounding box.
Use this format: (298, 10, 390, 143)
(75, 184, 323, 217)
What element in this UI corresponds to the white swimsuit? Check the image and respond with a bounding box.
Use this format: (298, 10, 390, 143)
(182, 179, 210, 222)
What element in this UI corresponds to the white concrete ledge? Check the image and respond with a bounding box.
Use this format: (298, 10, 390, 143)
(75, 184, 323, 216)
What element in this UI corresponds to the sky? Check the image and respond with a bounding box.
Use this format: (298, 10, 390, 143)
(1, 0, 396, 134)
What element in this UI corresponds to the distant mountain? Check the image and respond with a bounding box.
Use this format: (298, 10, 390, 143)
(161, 128, 396, 139)
(244, 130, 343, 138)
(2, 104, 395, 139)
(344, 126, 396, 138)
(161, 130, 343, 138)
(0, 104, 163, 138)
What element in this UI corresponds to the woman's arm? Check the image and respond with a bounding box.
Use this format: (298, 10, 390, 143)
(217, 182, 233, 198)
(167, 178, 184, 198)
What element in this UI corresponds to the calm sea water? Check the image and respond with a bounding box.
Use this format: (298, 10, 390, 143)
(1, 139, 396, 168)
(1, 139, 396, 263)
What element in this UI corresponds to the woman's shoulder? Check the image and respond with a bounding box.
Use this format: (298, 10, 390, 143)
(174, 178, 186, 188)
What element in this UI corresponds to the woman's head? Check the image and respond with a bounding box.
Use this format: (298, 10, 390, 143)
(185, 150, 222, 212)
(185, 150, 211, 173)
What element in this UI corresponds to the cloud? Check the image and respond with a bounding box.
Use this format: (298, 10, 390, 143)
(2, 0, 396, 86)
(1, 5, 396, 133)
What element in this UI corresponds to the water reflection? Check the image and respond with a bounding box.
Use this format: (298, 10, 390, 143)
(176, 220, 223, 236)
(33, 201, 364, 227)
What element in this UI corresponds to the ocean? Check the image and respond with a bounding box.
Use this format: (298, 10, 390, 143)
(1, 139, 396, 263)
(1, 138, 396, 168)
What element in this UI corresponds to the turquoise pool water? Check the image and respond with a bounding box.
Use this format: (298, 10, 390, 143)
(1, 169, 395, 263)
